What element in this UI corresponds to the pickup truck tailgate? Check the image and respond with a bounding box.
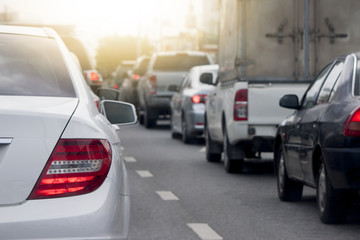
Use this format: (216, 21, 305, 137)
(156, 71, 186, 92)
(248, 82, 308, 125)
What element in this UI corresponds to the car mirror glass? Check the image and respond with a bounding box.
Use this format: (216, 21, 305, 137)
(279, 94, 300, 110)
(101, 100, 137, 125)
(97, 88, 120, 101)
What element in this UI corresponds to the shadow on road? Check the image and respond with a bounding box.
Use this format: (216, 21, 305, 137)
(242, 161, 274, 175)
(138, 121, 171, 130)
(207, 160, 274, 175)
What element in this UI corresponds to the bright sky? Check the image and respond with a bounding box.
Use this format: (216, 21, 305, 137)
(0, 0, 202, 58)
(0, 0, 201, 37)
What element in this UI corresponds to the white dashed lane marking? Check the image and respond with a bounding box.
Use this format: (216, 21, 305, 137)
(124, 156, 137, 162)
(136, 170, 153, 178)
(156, 191, 179, 201)
(187, 223, 223, 240)
(199, 147, 206, 153)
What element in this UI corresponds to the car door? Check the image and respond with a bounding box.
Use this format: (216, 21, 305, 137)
(283, 63, 332, 180)
(282, 110, 304, 179)
(299, 60, 344, 184)
(206, 76, 220, 138)
(173, 75, 190, 131)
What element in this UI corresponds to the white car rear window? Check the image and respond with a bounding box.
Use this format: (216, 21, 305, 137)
(0, 34, 75, 97)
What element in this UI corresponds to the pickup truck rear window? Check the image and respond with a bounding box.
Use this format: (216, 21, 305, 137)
(0, 34, 75, 97)
(153, 55, 210, 71)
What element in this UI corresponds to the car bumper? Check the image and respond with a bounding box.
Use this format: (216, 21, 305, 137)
(147, 95, 171, 109)
(323, 147, 360, 190)
(185, 108, 205, 136)
(226, 120, 276, 152)
(146, 95, 172, 118)
(0, 177, 130, 240)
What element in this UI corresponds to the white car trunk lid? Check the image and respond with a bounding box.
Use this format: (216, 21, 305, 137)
(0, 96, 78, 205)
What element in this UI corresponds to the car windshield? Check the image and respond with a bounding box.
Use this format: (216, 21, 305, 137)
(153, 54, 210, 71)
(134, 58, 150, 75)
(0, 34, 75, 97)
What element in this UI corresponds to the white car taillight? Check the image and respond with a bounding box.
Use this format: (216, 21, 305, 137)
(191, 94, 207, 104)
(28, 139, 112, 199)
(234, 89, 248, 121)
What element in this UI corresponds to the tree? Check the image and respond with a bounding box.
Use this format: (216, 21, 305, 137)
(95, 35, 154, 78)
(95, 35, 136, 77)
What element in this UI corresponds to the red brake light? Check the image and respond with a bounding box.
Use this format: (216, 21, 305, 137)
(191, 94, 207, 104)
(85, 71, 102, 85)
(149, 75, 157, 95)
(234, 89, 248, 121)
(344, 107, 360, 137)
(28, 139, 112, 199)
(133, 74, 140, 80)
(90, 72, 100, 81)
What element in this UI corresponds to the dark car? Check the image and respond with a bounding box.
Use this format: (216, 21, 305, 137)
(274, 53, 360, 224)
(137, 51, 213, 128)
(61, 36, 103, 92)
(111, 60, 136, 90)
(118, 56, 150, 108)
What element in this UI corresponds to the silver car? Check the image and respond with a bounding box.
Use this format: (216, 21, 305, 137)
(170, 65, 218, 143)
(0, 25, 134, 240)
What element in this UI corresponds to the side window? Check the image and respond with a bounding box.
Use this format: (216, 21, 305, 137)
(179, 76, 189, 92)
(316, 61, 344, 104)
(355, 59, 360, 96)
(302, 63, 332, 109)
(329, 55, 355, 102)
(328, 72, 342, 102)
(187, 77, 193, 89)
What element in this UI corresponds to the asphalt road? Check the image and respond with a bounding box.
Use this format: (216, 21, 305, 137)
(118, 121, 360, 240)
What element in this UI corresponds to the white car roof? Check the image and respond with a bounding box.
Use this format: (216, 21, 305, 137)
(0, 25, 50, 37)
(196, 64, 219, 71)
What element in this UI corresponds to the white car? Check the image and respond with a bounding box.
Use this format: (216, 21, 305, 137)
(0, 25, 134, 240)
(170, 64, 218, 143)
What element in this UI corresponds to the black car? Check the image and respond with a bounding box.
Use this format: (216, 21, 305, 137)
(274, 52, 360, 224)
(118, 56, 150, 110)
(59, 36, 103, 92)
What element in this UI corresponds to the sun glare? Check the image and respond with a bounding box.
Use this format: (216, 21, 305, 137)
(64, 0, 193, 37)
(1, 0, 199, 37)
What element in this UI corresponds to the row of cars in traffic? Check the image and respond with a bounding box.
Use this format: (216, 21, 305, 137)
(2, 24, 358, 240)
(0, 25, 134, 240)
(118, 49, 360, 225)
(112, 51, 214, 129)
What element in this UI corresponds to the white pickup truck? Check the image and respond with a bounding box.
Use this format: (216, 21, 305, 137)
(202, 0, 355, 173)
(201, 76, 308, 173)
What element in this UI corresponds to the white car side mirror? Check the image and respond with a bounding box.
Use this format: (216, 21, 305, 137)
(101, 100, 137, 126)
